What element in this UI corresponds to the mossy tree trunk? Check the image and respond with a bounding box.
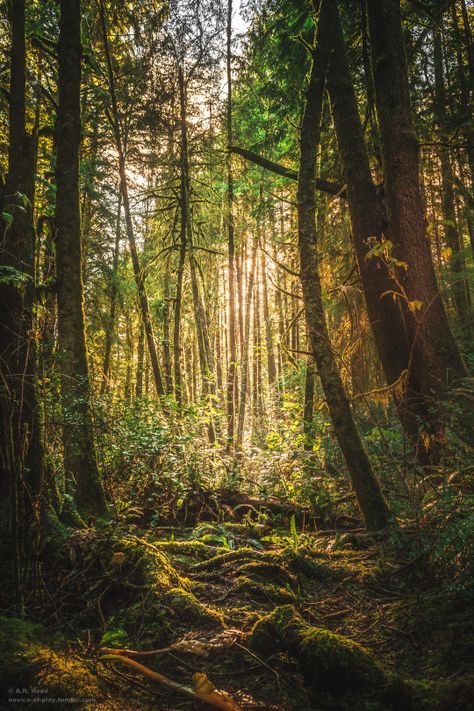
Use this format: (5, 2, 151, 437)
(55, 0, 106, 518)
(297, 0, 391, 531)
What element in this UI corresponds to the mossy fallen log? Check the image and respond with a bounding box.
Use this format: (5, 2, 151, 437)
(250, 605, 385, 693)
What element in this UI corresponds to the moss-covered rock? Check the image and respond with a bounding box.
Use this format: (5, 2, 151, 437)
(250, 605, 385, 692)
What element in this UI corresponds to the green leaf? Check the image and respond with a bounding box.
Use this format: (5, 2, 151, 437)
(99, 627, 128, 647)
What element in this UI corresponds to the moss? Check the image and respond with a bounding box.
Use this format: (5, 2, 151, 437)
(165, 588, 224, 629)
(115, 536, 183, 589)
(191, 547, 270, 573)
(235, 560, 294, 585)
(234, 576, 296, 604)
(22, 645, 102, 701)
(152, 539, 219, 560)
(224, 605, 261, 629)
(0, 616, 43, 686)
(251, 605, 385, 692)
(281, 548, 343, 581)
(0, 617, 102, 708)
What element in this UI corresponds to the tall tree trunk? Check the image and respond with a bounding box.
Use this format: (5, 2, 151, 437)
(101, 191, 122, 393)
(366, 0, 468, 406)
(303, 359, 315, 453)
(136, 321, 145, 398)
(236, 233, 258, 451)
(297, 0, 390, 531)
(55, 0, 106, 517)
(173, 210, 186, 404)
(260, 247, 277, 388)
(0, 0, 45, 608)
(163, 272, 173, 395)
(98, 0, 164, 398)
(327, 0, 447, 461)
(226, 0, 238, 450)
(432, 27, 472, 336)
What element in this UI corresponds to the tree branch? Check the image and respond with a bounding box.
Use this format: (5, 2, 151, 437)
(229, 146, 346, 199)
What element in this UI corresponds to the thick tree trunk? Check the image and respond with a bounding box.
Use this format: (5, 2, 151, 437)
(55, 0, 106, 517)
(297, 0, 390, 531)
(0, 0, 45, 608)
(366, 0, 468, 403)
(326, 0, 438, 460)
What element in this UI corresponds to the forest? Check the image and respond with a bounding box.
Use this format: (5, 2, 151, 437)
(0, 0, 473, 708)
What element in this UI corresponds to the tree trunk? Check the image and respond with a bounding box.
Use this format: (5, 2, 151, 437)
(366, 0, 468, 404)
(303, 359, 315, 452)
(173, 211, 186, 404)
(55, 0, 106, 517)
(162, 271, 173, 395)
(98, 0, 164, 398)
(136, 321, 145, 399)
(236, 233, 259, 451)
(260, 247, 277, 387)
(327, 0, 450, 460)
(0, 0, 45, 609)
(432, 27, 472, 337)
(297, 0, 390, 531)
(101, 191, 122, 393)
(226, 0, 238, 450)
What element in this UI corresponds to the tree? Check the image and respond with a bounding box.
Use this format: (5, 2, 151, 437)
(297, 0, 391, 531)
(0, 0, 45, 609)
(55, 0, 106, 517)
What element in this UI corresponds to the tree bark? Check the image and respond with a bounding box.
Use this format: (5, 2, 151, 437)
(366, 0, 468, 404)
(0, 0, 45, 608)
(236, 233, 258, 451)
(226, 0, 238, 450)
(325, 0, 437, 459)
(55, 0, 106, 517)
(260, 247, 277, 386)
(297, 0, 390, 531)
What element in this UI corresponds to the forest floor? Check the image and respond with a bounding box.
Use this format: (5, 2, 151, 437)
(1, 512, 474, 711)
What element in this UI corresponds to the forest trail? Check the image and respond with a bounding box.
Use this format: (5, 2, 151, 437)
(2, 515, 473, 710)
